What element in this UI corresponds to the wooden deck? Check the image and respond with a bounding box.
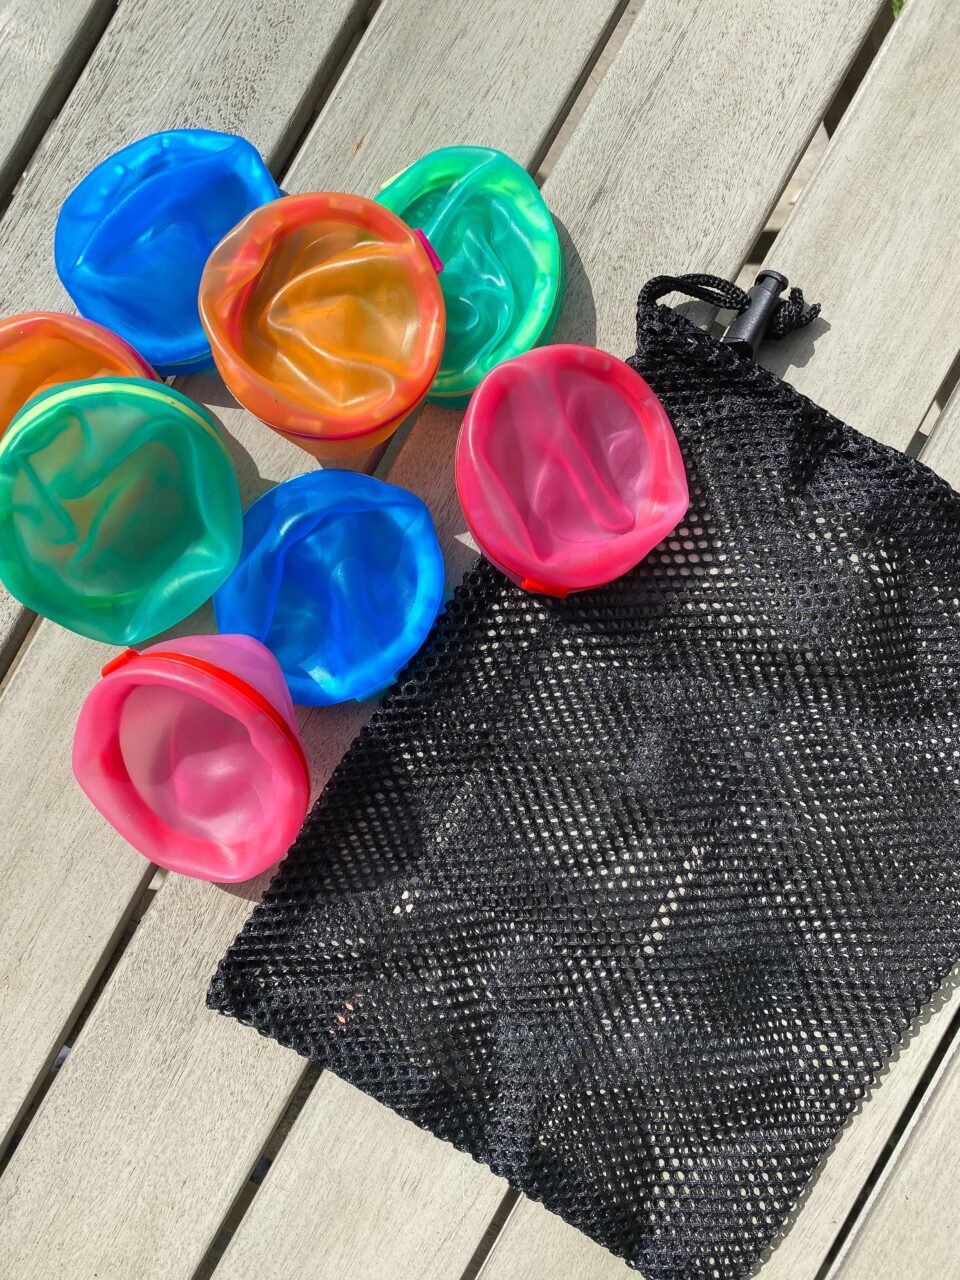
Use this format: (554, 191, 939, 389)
(0, 1, 958, 1276)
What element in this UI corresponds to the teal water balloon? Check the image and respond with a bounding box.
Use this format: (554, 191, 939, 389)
(0, 377, 242, 643)
(377, 146, 563, 405)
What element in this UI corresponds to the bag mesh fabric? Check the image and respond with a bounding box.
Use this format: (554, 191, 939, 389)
(209, 287, 960, 1280)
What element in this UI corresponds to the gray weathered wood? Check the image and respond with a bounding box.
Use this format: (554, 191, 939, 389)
(213, 1074, 508, 1280)
(0, 0, 118, 668)
(0, 0, 113, 203)
(477, 991, 960, 1280)
(826, 990, 960, 1276)
(0, 0, 368, 1153)
(746, 6, 960, 1273)
(762, 0, 960, 446)
(0, 2, 626, 1275)
(816, 390, 960, 1280)
(5, 0, 954, 1276)
(918, 384, 960, 488)
(0, 871, 308, 1278)
(478, 1199, 634, 1280)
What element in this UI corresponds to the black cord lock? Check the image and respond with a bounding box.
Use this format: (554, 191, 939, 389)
(721, 270, 789, 358)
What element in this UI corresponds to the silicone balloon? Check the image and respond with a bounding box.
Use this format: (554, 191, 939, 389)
(199, 192, 445, 459)
(214, 470, 445, 705)
(0, 377, 242, 643)
(73, 634, 310, 882)
(456, 344, 689, 596)
(0, 311, 156, 439)
(55, 130, 280, 375)
(377, 146, 563, 405)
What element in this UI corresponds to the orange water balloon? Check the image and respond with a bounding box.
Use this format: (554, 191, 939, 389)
(199, 192, 445, 459)
(0, 311, 156, 439)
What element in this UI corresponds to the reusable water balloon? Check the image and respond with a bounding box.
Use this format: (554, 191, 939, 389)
(214, 470, 445, 705)
(0, 311, 156, 439)
(199, 192, 445, 459)
(456, 344, 689, 596)
(73, 634, 310, 882)
(55, 129, 280, 375)
(0, 377, 242, 643)
(377, 146, 563, 405)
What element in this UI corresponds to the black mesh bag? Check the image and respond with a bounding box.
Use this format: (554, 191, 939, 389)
(209, 274, 960, 1280)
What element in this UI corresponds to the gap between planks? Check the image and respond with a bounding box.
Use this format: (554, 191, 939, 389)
(473, 0, 960, 1276)
(5, 0, 957, 1274)
(0, 0, 635, 1151)
(0, 0, 637, 1267)
(0, 0, 378, 684)
(0, 0, 118, 216)
(186, 7, 638, 1271)
(813, 390, 960, 1279)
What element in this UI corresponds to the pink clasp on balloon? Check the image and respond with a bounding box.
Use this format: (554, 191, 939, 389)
(413, 228, 444, 273)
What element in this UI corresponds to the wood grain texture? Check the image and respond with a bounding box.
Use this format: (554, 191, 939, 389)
(918, 384, 960, 488)
(213, 1074, 507, 1280)
(0, 0, 116, 667)
(0, 872, 307, 1280)
(390, 0, 885, 577)
(827, 1012, 960, 1279)
(0, 0, 367, 1153)
(740, 12, 960, 1276)
(0, 2, 625, 1276)
(741, 14, 960, 1271)
(477, 1198, 636, 1280)
(0, 0, 113, 202)
(762, 0, 960, 447)
(478, 990, 960, 1280)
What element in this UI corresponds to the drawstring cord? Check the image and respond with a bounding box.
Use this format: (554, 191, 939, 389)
(638, 272, 821, 346)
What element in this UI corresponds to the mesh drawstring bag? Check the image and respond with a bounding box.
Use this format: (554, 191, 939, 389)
(209, 274, 960, 1280)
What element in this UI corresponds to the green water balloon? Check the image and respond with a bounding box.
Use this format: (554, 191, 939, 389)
(0, 377, 241, 644)
(377, 146, 563, 405)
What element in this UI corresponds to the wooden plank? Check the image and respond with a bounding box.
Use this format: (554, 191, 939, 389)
(742, 6, 960, 1275)
(477, 993, 960, 1280)
(475, 1199, 633, 1280)
(478, 3, 960, 1277)
(213, 1075, 508, 1280)
(0, 0, 369, 1152)
(486, 386, 960, 1280)
(762, 0, 960, 447)
(210, 2, 889, 1277)
(0, 0, 117, 667)
(0, 870, 308, 1276)
(0, 0, 113, 204)
(0, 2, 626, 1276)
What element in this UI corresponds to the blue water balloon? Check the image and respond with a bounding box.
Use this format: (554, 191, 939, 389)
(214, 471, 446, 706)
(55, 129, 280, 376)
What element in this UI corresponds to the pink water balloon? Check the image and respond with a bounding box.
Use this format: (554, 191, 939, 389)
(456, 344, 689, 596)
(73, 634, 309, 882)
